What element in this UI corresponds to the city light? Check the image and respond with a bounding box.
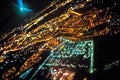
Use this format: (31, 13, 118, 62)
(0, 0, 119, 80)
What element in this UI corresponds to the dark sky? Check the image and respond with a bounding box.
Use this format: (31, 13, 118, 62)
(0, 0, 52, 35)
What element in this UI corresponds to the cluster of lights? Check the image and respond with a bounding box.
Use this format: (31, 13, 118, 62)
(0, 0, 119, 79)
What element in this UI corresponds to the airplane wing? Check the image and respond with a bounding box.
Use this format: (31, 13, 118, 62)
(17, 0, 32, 12)
(22, 7, 32, 12)
(17, 0, 23, 8)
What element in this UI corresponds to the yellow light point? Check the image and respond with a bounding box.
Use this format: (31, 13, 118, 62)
(60, 45, 65, 49)
(2, 50, 9, 55)
(86, 0, 90, 2)
(83, 77, 87, 80)
(93, 14, 96, 18)
(80, 3, 85, 8)
(33, 27, 41, 33)
(70, 11, 83, 16)
(31, 37, 36, 40)
(69, 28, 74, 32)
(44, 13, 48, 17)
(66, 0, 72, 3)
(89, 19, 94, 27)
(78, 33, 83, 36)
(33, 20, 39, 25)
(0, 59, 4, 63)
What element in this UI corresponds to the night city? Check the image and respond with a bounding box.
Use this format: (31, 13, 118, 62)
(0, 0, 120, 80)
